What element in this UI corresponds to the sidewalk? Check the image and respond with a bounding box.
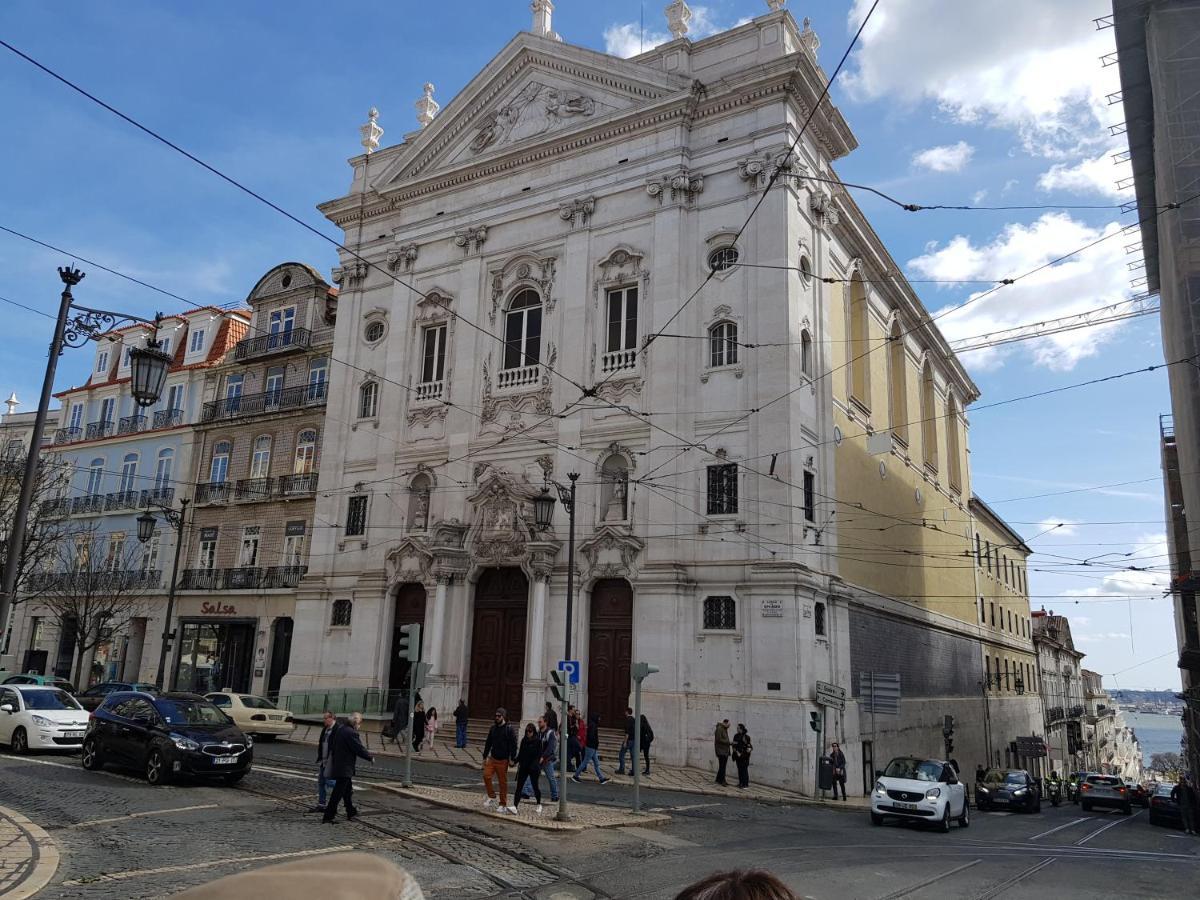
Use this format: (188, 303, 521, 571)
(0, 804, 59, 900)
(288, 725, 868, 812)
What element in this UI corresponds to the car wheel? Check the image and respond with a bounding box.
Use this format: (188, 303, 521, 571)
(145, 749, 170, 786)
(80, 738, 103, 771)
(938, 804, 951, 833)
(959, 798, 970, 828)
(10, 727, 28, 755)
(870, 812, 883, 826)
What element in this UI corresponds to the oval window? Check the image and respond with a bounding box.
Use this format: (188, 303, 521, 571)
(799, 254, 813, 284)
(364, 321, 386, 343)
(707, 246, 740, 272)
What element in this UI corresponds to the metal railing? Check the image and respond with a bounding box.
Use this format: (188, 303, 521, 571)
(53, 427, 82, 445)
(24, 568, 162, 592)
(235, 477, 274, 501)
(278, 472, 318, 496)
(195, 481, 232, 504)
(179, 568, 222, 591)
(117, 414, 147, 435)
(84, 420, 114, 441)
(262, 565, 307, 588)
(71, 494, 105, 515)
(105, 490, 141, 511)
(234, 327, 312, 361)
(277, 687, 394, 718)
(201, 382, 327, 422)
(153, 408, 183, 429)
(178, 565, 306, 591)
(140, 487, 175, 507)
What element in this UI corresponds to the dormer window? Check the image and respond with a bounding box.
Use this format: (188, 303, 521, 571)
(189, 328, 206, 354)
(96, 350, 109, 374)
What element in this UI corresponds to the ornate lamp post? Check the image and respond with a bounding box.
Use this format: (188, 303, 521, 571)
(137, 497, 190, 689)
(533, 472, 579, 822)
(0, 268, 170, 659)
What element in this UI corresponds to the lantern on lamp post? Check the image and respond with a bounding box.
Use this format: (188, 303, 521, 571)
(129, 341, 173, 408)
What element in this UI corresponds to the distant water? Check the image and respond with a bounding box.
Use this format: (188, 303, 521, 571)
(1125, 712, 1185, 765)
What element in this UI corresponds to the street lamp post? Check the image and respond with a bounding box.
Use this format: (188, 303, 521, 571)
(533, 471, 579, 823)
(0, 268, 170, 656)
(137, 497, 190, 690)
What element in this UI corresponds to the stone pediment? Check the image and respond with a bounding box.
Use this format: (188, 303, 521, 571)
(374, 34, 691, 192)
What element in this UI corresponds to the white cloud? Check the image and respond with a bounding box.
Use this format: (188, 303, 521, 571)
(1035, 519, 1080, 538)
(912, 141, 975, 173)
(603, 5, 722, 58)
(971, 189, 988, 205)
(1063, 533, 1171, 599)
(908, 213, 1132, 371)
(1075, 631, 1132, 643)
(1038, 151, 1132, 200)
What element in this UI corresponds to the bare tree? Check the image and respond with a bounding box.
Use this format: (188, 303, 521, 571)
(1150, 751, 1182, 775)
(0, 450, 73, 609)
(37, 525, 153, 687)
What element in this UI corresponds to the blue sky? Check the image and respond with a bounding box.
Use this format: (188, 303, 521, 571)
(0, 1, 1179, 688)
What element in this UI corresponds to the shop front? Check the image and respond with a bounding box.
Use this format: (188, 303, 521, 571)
(170, 595, 295, 696)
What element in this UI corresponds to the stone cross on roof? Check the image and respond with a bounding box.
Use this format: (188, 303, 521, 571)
(666, 0, 692, 40)
(415, 83, 439, 129)
(360, 107, 383, 154)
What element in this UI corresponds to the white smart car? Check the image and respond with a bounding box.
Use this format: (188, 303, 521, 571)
(205, 691, 295, 739)
(870, 756, 969, 831)
(0, 684, 91, 753)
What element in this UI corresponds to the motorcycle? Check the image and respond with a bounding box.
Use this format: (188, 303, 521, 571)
(1047, 780, 1062, 807)
(1066, 780, 1080, 803)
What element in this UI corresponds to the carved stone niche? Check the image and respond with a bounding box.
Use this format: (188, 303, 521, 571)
(579, 525, 645, 584)
(464, 468, 560, 580)
(488, 252, 558, 322)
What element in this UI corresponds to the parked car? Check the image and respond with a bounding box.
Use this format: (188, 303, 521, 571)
(1148, 782, 1183, 828)
(1128, 782, 1151, 808)
(77, 681, 160, 712)
(204, 692, 295, 739)
(975, 768, 1041, 813)
(1080, 773, 1132, 814)
(2, 673, 76, 693)
(82, 691, 253, 785)
(0, 685, 90, 753)
(871, 756, 969, 832)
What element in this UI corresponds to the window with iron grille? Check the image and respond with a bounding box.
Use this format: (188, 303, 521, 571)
(802, 470, 815, 523)
(706, 463, 738, 515)
(346, 495, 368, 536)
(703, 595, 736, 630)
(331, 598, 353, 627)
(814, 601, 826, 636)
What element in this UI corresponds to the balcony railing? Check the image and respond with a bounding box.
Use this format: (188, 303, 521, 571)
(279, 472, 318, 497)
(496, 363, 541, 390)
(225, 567, 263, 589)
(235, 477, 274, 502)
(201, 382, 327, 423)
(105, 490, 141, 511)
(233, 327, 312, 361)
(24, 569, 161, 592)
(262, 565, 307, 588)
(179, 568, 222, 591)
(153, 408, 183, 429)
(84, 420, 115, 441)
(71, 494, 105, 515)
(41, 498, 71, 518)
(601, 348, 637, 374)
(179, 565, 307, 591)
(117, 414, 147, 435)
(53, 427, 82, 445)
(140, 487, 175, 508)
(415, 380, 444, 401)
(195, 481, 232, 504)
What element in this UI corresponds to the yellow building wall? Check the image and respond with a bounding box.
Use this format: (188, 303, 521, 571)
(975, 514, 1038, 699)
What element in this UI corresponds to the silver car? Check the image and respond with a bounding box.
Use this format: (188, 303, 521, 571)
(1080, 773, 1132, 815)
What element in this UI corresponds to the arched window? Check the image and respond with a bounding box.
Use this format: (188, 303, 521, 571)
(154, 448, 174, 491)
(294, 429, 317, 474)
(709, 321, 738, 368)
(209, 440, 231, 483)
(600, 454, 630, 522)
(800, 329, 814, 379)
(946, 393, 963, 492)
(849, 274, 870, 404)
(408, 473, 431, 531)
(358, 381, 379, 419)
(249, 436, 271, 479)
(331, 598, 353, 627)
(921, 359, 938, 470)
(503, 289, 542, 370)
(888, 320, 908, 441)
(85, 457, 105, 496)
(119, 452, 138, 494)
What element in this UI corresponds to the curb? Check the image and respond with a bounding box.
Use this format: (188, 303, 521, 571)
(0, 804, 60, 900)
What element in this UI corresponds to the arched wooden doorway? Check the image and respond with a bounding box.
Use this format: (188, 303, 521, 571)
(468, 567, 528, 719)
(587, 578, 633, 727)
(388, 583, 427, 700)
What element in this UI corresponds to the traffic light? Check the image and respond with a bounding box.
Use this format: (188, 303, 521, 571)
(397, 623, 422, 663)
(809, 711, 821, 732)
(943, 715, 955, 737)
(945, 738, 954, 756)
(550, 669, 568, 703)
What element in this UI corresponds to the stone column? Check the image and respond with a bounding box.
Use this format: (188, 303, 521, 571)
(428, 575, 450, 674)
(526, 573, 548, 682)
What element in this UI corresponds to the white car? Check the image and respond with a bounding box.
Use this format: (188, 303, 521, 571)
(205, 692, 295, 739)
(0, 684, 91, 753)
(870, 756, 969, 831)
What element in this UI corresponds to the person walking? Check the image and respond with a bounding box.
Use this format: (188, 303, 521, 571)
(540, 715, 560, 802)
(1173, 776, 1198, 835)
(573, 712, 610, 784)
(454, 699, 469, 748)
(543, 701, 559, 734)
(424, 706, 439, 749)
(566, 707, 582, 770)
(322, 712, 373, 824)
(411, 700, 426, 753)
(482, 707, 519, 812)
(617, 707, 636, 775)
(829, 742, 848, 800)
(388, 690, 409, 748)
(714, 719, 731, 786)
(732, 723, 753, 789)
(312, 710, 338, 813)
(639, 713, 654, 775)
(513, 722, 544, 814)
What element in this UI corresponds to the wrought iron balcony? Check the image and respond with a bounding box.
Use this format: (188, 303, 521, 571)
(226, 566, 264, 589)
(278, 472, 318, 497)
(235, 477, 274, 502)
(117, 414, 147, 435)
(194, 481, 232, 504)
(233, 327, 312, 361)
(24, 569, 161, 592)
(179, 568, 222, 591)
(41, 498, 71, 518)
(105, 490, 141, 511)
(71, 494, 105, 515)
(153, 408, 183, 429)
(140, 487, 175, 508)
(179, 565, 306, 591)
(201, 382, 327, 423)
(262, 565, 307, 588)
(84, 420, 115, 441)
(53, 427, 82, 445)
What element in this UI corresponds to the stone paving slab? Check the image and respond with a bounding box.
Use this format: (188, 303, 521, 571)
(0, 804, 59, 900)
(372, 782, 671, 832)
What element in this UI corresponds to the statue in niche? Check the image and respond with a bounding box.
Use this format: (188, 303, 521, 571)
(601, 454, 629, 521)
(409, 474, 432, 531)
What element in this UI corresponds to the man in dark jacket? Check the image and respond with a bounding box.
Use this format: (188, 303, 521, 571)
(829, 742, 848, 800)
(454, 699, 470, 748)
(572, 712, 610, 783)
(482, 707, 519, 812)
(617, 707, 636, 775)
(313, 710, 338, 812)
(714, 719, 731, 785)
(322, 712, 374, 824)
(1172, 776, 1198, 835)
(639, 713, 654, 775)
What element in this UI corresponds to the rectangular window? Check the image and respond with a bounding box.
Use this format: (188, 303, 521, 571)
(141, 533, 160, 572)
(307, 357, 328, 400)
(239, 526, 261, 567)
(802, 471, 816, 523)
(282, 533, 305, 567)
(96, 350, 109, 373)
(159, 336, 171, 357)
(346, 495, 368, 537)
(269, 307, 296, 335)
(105, 533, 126, 572)
(985, 541, 992, 573)
(122, 346, 133, 368)
(706, 463, 738, 516)
(225, 374, 244, 401)
(814, 601, 826, 636)
(702, 595, 736, 630)
(979, 597, 985, 623)
(985, 655, 991, 688)
(421, 324, 447, 384)
(69, 404, 83, 431)
(606, 286, 638, 352)
(99, 397, 115, 424)
(189, 328, 205, 353)
(989, 602, 995, 627)
(197, 528, 218, 570)
(331, 598, 353, 627)
(166, 383, 184, 413)
(265, 367, 285, 405)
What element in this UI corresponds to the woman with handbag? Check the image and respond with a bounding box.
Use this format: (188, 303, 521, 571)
(732, 723, 752, 789)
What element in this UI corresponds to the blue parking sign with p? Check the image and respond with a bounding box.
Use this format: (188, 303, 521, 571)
(558, 659, 580, 684)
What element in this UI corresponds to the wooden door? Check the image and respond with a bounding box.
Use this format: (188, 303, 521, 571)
(587, 579, 633, 727)
(389, 584, 427, 699)
(469, 568, 528, 719)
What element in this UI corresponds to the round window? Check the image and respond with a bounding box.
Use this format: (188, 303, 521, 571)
(281, 274, 293, 289)
(799, 255, 813, 284)
(364, 320, 386, 343)
(707, 246, 740, 272)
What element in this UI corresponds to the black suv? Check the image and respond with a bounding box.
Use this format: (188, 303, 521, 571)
(82, 691, 253, 785)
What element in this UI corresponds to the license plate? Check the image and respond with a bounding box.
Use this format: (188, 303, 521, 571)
(269, 715, 283, 721)
(63, 731, 85, 738)
(213, 756, 238, 765)
(895, 801, 919, 810)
